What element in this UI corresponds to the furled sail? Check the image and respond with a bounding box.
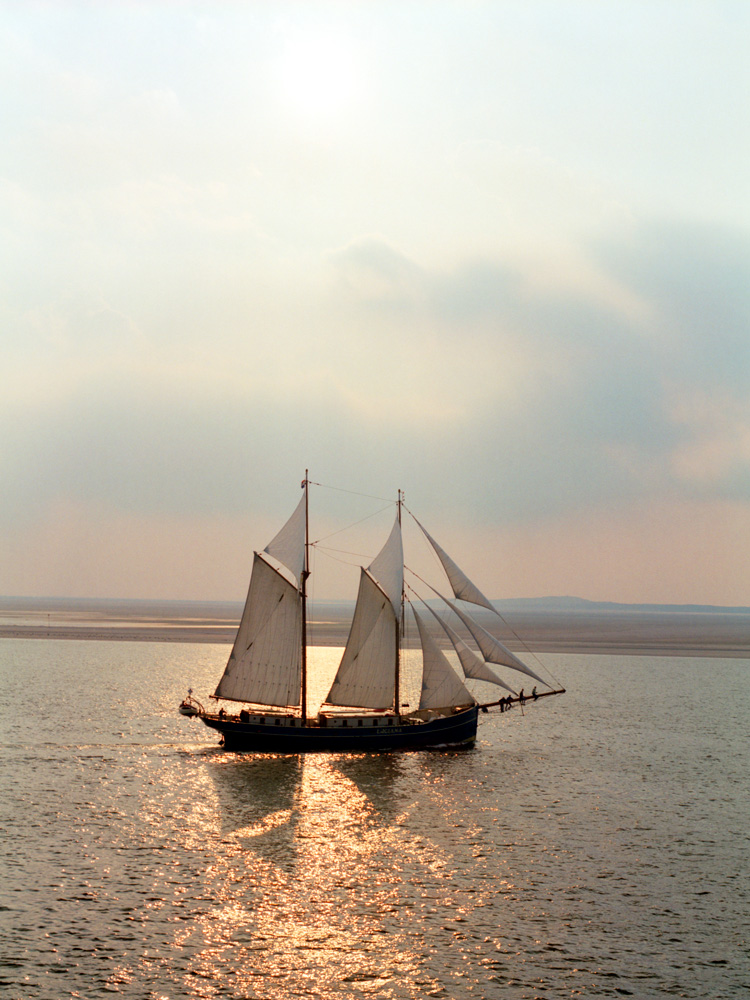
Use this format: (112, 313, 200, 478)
(414, 608, 475, 710)
(439, 591, 546, 684)
(423, 602, 517, 695)
(416, 519, 496, 612)
(214, 553, 302, 706)
(263, 487, 306, 584)
(325, 569, 397, 708)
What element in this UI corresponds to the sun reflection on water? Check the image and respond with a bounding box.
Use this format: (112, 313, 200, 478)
(173, 752, 478, 997)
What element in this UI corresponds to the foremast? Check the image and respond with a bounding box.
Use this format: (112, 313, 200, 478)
(300, 471, 310, 723)
(395, 489, 403, 719)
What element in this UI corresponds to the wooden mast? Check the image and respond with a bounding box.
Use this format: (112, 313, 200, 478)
(395, 488, 403, 718)
(300, 471, 310, 724)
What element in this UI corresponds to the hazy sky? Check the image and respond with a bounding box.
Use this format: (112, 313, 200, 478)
(2, 1, 749, 605)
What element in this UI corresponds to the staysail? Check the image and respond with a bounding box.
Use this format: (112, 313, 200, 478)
(422, 601, 517, 695)
(416, 519, 497, 612)
(414, 608, 475, 710)
(325, 516, 403, 710)
(439, 591, 545, 684)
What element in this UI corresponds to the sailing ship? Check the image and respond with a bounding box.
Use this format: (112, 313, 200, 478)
(179, 475, 564, 752)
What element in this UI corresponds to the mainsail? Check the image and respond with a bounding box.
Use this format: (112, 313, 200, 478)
(325, 516, 402, 710)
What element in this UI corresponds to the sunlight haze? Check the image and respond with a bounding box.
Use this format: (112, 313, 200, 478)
(1, 1, 748, 605)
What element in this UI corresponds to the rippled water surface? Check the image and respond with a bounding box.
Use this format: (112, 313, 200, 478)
(1, 639, 748, 999)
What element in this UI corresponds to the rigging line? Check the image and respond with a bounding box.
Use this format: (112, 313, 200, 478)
(313, 547, 366, 570)
(314, 542, 378, 559)
(308, 480, 396, 505)
(306, 541, 317, 648)
(404, 562, 441, 595)
(404, 578, 426, 602)
(309, 502, 395, 547)
(320, 549, 360, 566)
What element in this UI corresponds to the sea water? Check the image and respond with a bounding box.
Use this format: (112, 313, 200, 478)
(0, 639, 748, 999)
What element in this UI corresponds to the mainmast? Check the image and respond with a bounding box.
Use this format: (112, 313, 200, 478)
(300, 471, 310, 723)
(395, 488, 403, 718)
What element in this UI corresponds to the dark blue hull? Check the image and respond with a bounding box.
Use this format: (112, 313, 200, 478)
(200, 705, 479, 753)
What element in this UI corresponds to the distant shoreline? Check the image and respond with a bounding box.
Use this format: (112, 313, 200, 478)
(2, 609, 749, 657)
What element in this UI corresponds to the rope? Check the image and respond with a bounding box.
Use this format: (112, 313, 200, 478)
(310, 502, 395, 547)
(308, 479, 396, 505)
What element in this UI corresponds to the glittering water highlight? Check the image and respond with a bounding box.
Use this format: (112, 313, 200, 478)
(1, 638, 748, 999)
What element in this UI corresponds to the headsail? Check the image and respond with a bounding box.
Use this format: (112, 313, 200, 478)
(416, 518, 496, 612)
(214, 552, 302, 706)
(414, 608, 475, 710)
(436, 589, 546, 684)
(422, 601, 517, 695)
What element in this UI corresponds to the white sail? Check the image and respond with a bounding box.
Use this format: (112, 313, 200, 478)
(439, 592, 545, 684)
(416, 519, 496, 612)
(263, 488, 306, 583)
(326, 569, 397, 709)
(423, 602, 517, 695)
(367, 515, 403, 614)
(414, 608, 475, 710)
(214, 553, 302, 706)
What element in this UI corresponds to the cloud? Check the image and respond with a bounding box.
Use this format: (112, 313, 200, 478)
(594, 219, 750, 389)
(4, 221, 747, 546)
(330, 237, 424, 303)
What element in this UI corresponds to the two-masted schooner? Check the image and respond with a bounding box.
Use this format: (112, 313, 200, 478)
(179, 475, 564, 751)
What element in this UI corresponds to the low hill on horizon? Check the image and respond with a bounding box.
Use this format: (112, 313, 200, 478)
(1, 594, 748, 616)
(491, 595, 750, 614)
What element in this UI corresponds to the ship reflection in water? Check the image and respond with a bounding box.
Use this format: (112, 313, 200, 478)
(187, 751, 474, 996)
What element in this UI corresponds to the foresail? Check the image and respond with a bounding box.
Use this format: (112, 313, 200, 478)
(440, 592, 546, 684)
(423, 602, 517, 695)
(263, 488, 306, 584)
(416, 519, 496, 612)
(325, 569, 397, 709)
(214, 553, 302, 706)
(414, 608, 475, 710)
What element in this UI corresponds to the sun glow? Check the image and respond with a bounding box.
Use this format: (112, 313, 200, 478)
(276, 27, 362, 119)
